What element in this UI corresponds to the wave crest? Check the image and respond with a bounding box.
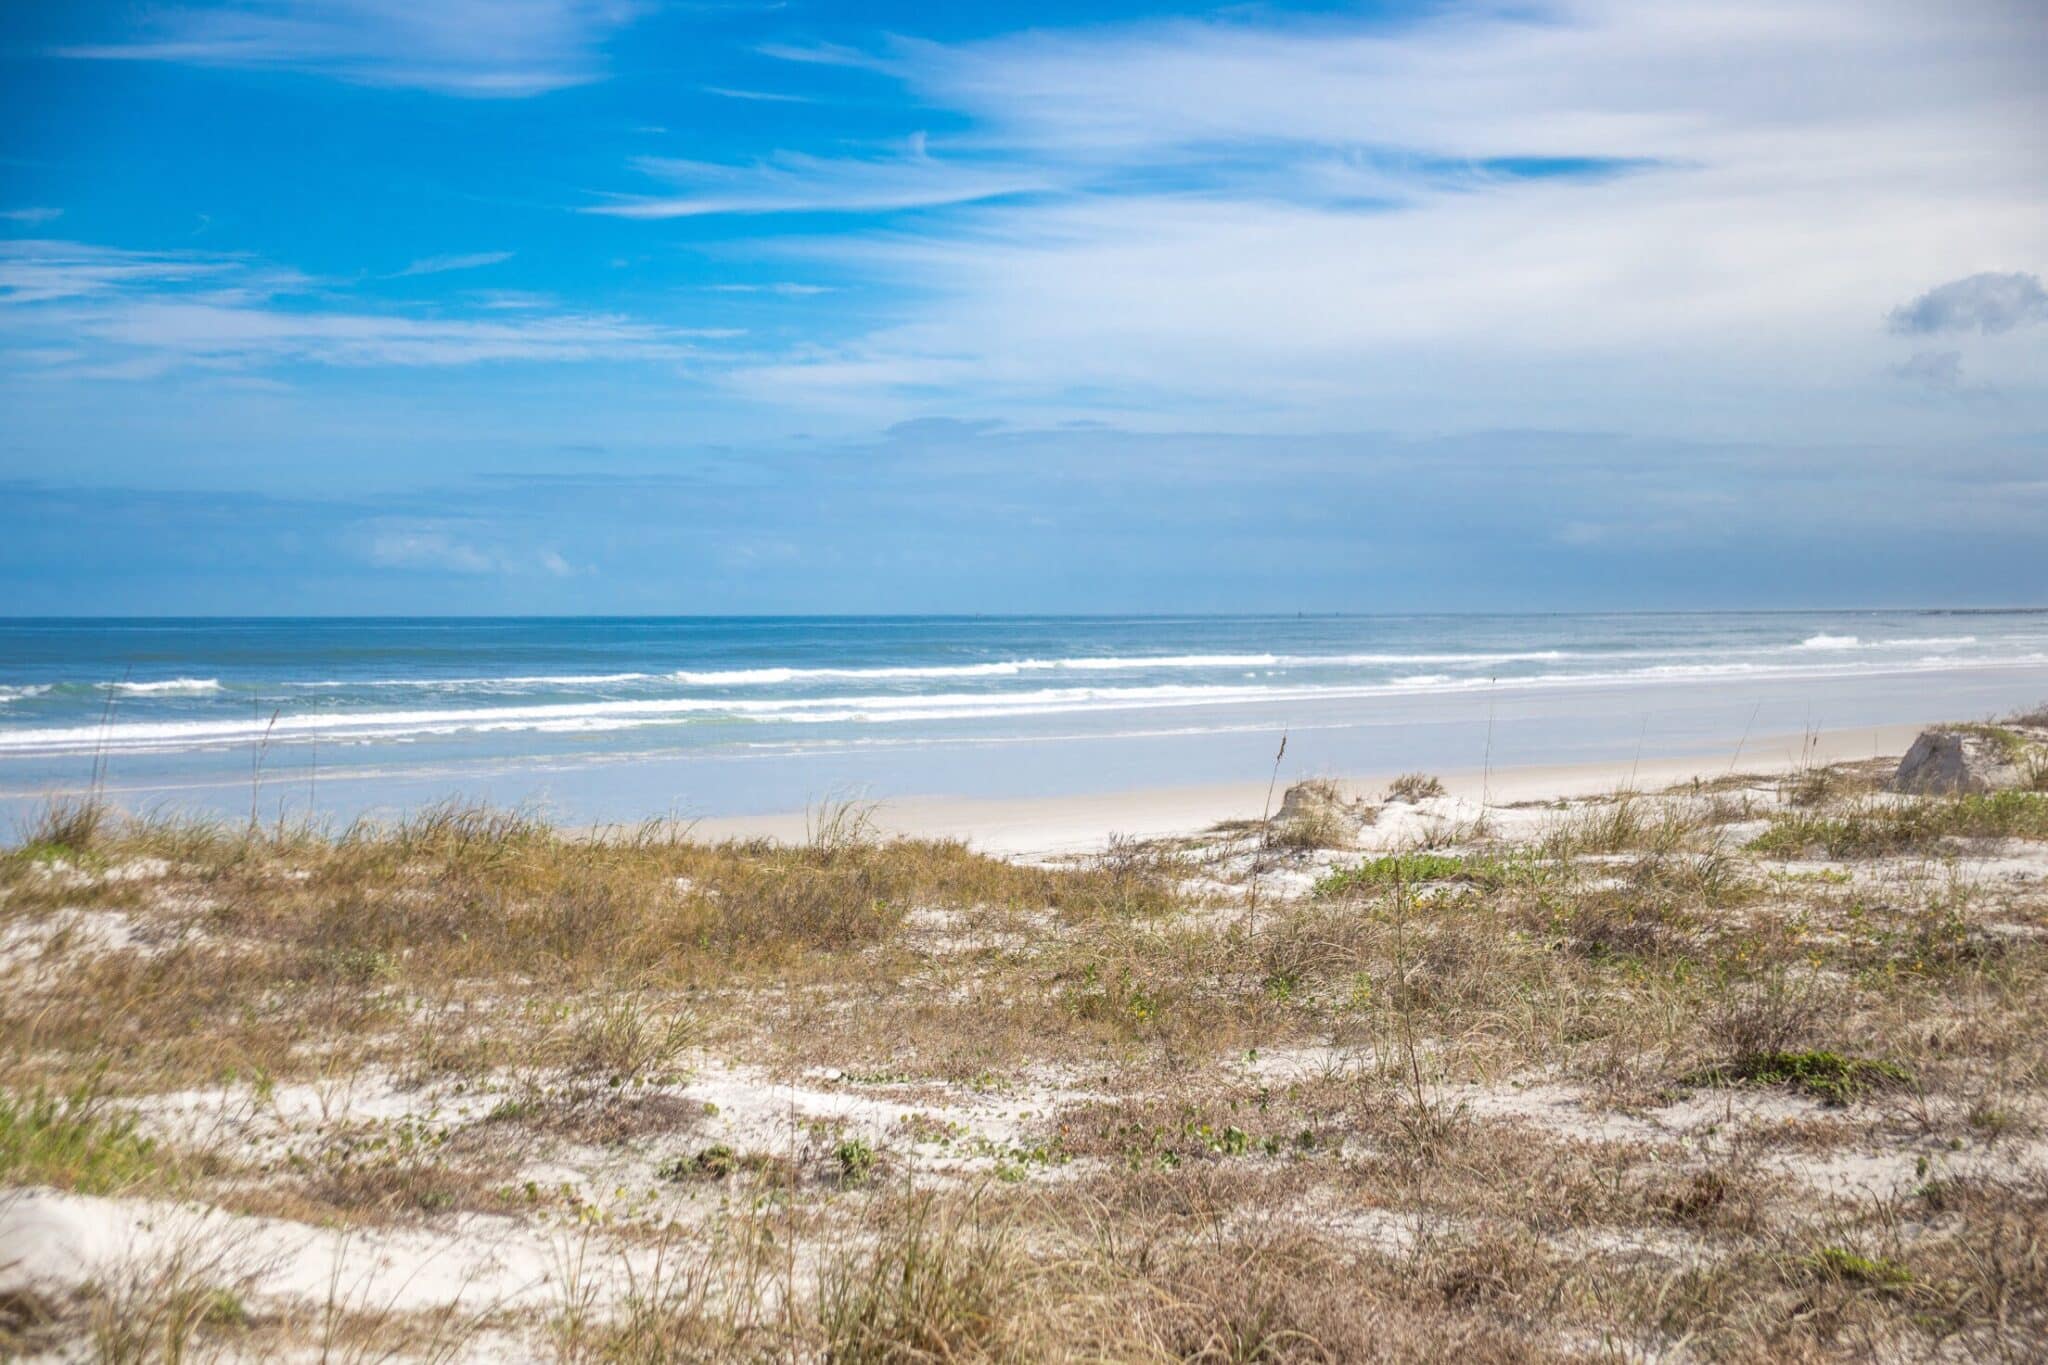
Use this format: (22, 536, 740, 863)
(102, 678, 223, 696)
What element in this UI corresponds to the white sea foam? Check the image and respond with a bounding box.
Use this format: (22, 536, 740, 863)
(184, 636, 2035, 701)
(101, 678, 223, 696)
(1797, 633, 1981, 651)
(248, 638, 2026, 698)
(274, 650, 1587, 692)
(4, 651, 2045, 757)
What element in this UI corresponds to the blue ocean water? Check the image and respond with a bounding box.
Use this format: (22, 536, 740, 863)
(2, 612, 2045, 827)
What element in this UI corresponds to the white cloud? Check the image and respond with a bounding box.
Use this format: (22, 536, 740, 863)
(58, 0, 645, 98)
(0, 239, 725, 376)
(702, 86, 815, 104)
(585, 138, 1053, 218)
(79, 299, 705, 367)
(705, 282, 836, 296)
(361, 521, 578, 576)
(1891, 350, 1965, 391)
(0, 240, 237, 306)
(365, 526, 497, 574)
(1, 208, 63, 224)
(1888, 272, 2048, 335)
(728, 0, 2047, 438)
(467, 289, 559, 310)
(391, 250, 514, 278)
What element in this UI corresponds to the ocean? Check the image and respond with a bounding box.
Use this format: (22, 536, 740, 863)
(2, 611, 2044, 829)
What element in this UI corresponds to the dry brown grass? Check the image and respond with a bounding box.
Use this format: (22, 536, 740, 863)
(4, 771, 2048, 1361)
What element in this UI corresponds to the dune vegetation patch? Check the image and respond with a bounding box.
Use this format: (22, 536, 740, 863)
(5, 760, 2048, 1360)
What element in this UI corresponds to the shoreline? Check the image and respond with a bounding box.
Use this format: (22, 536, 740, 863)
(7, 641, 2041, 842)
(0, 715, 1955, 856)
(682, 720, 1924, 855)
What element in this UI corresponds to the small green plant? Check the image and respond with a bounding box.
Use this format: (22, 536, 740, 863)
(1262, 971, 1300, 1002)
(1691, 1050, 1911, 1106)
(1803, 1245, 1913, 1290)
(0, 1083, 163, 1194)
(1314, 852, 1500, 897)
(659, 1144, 731, 1181)
(836, 1136, 878, 1187)
(312, 945, 397, 986)
(1954, 723, 2037, 765)
(1748, 792, 2048, 858)
(1210, 1125, 1251, 1156)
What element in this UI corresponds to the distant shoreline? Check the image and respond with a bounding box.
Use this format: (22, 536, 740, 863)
(676, 720, 1927, 856)
(7, 719, 1927, 858)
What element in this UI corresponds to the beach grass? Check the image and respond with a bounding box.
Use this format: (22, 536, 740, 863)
(4, 759, 2048, 1360)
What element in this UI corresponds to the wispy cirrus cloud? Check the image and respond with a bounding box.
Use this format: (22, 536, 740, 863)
(391, 250, 514, 278)
(0, 239, 725, 377)
(57, 0, 645, 97)
(1, 207, 63, 224)
(0, 239, 238, 306)
(79, 300, 707, 368)
(585, 135, 1054, 219)
(713, 0, 2047, 437)
(705, 282, 836, 296)
(358, 519, 578, 577)
(702, 85, 816, 104)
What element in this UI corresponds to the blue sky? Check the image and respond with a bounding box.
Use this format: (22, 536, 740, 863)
(2, 0, 2044, 613)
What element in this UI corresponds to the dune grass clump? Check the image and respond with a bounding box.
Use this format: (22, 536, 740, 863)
(0, 801, 1200, 1093)
(1691, 1050, 1913, 1106)
(12, 796, 109, 863)
(1748, 792, 2048, 858)
(80, 1249, 252, 1365)
(1547, 896, 1694, 962)
(1314, 852, 1504, 897)
(1802, 1245, 1914, 1290)
(1051, 836, 1194, 919)
(1270, 808, 1355, 851)
(1542, 791, 1715, 858)
(0, 1082, 164, 1194)
(1386, 773, 1447, 803)
(1261, 778, 1366, 851)
(1689, 972, 1909, 1104)
(1783, 764, 1863, 809)
(817, 1196, 1025, 1363)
